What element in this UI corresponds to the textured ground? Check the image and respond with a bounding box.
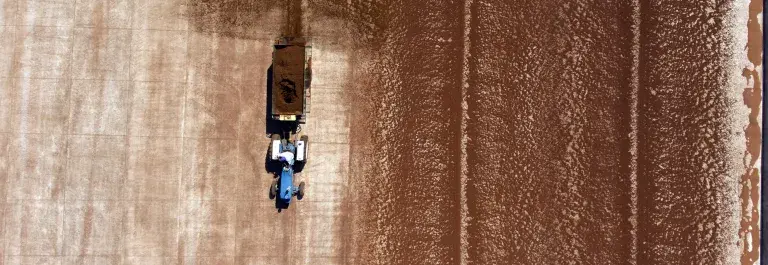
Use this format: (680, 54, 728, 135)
(0, 0, 762, 265)
(0, 0, 355, 264)
(336, 0, 760, 264)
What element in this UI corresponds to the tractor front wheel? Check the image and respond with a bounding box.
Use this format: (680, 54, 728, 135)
(297, 182, 305, 200)
(269, 179, 277, 199)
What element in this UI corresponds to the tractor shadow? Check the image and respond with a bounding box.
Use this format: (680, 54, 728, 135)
(275, 193, 290, 212)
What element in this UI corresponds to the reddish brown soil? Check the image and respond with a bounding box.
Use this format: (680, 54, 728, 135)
(313, 0, 466, 264)
(329, 0, 750, 264)
(636, 1, 734, 263)
(465, 0, 635, 263)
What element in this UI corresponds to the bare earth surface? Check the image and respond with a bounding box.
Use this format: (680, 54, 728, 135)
(1, 0, 354, 264)
(0, 0, 762, 265)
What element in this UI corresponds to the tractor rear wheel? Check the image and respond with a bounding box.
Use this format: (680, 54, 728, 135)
(297, 182, 305, 200)
(269, 179, 277, 199)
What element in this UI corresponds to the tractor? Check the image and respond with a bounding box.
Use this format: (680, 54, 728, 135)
(267, 134, 307, 210)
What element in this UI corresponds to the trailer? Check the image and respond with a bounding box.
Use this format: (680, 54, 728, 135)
(271, 36, 311, 123)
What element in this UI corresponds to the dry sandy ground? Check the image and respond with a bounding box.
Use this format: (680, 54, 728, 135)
(0, 0, 356, 264)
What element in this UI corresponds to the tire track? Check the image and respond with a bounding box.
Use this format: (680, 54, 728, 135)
(459, 0, 472, 264)
(629, 0, 641, 262)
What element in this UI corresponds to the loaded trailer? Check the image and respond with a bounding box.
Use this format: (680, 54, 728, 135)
(271, 36, 311, 123)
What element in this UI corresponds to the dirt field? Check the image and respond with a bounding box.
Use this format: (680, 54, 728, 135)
(0, 0, 762, 264)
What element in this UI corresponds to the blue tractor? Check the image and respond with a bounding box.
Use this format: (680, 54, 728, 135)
(268, 134, 307, 210)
